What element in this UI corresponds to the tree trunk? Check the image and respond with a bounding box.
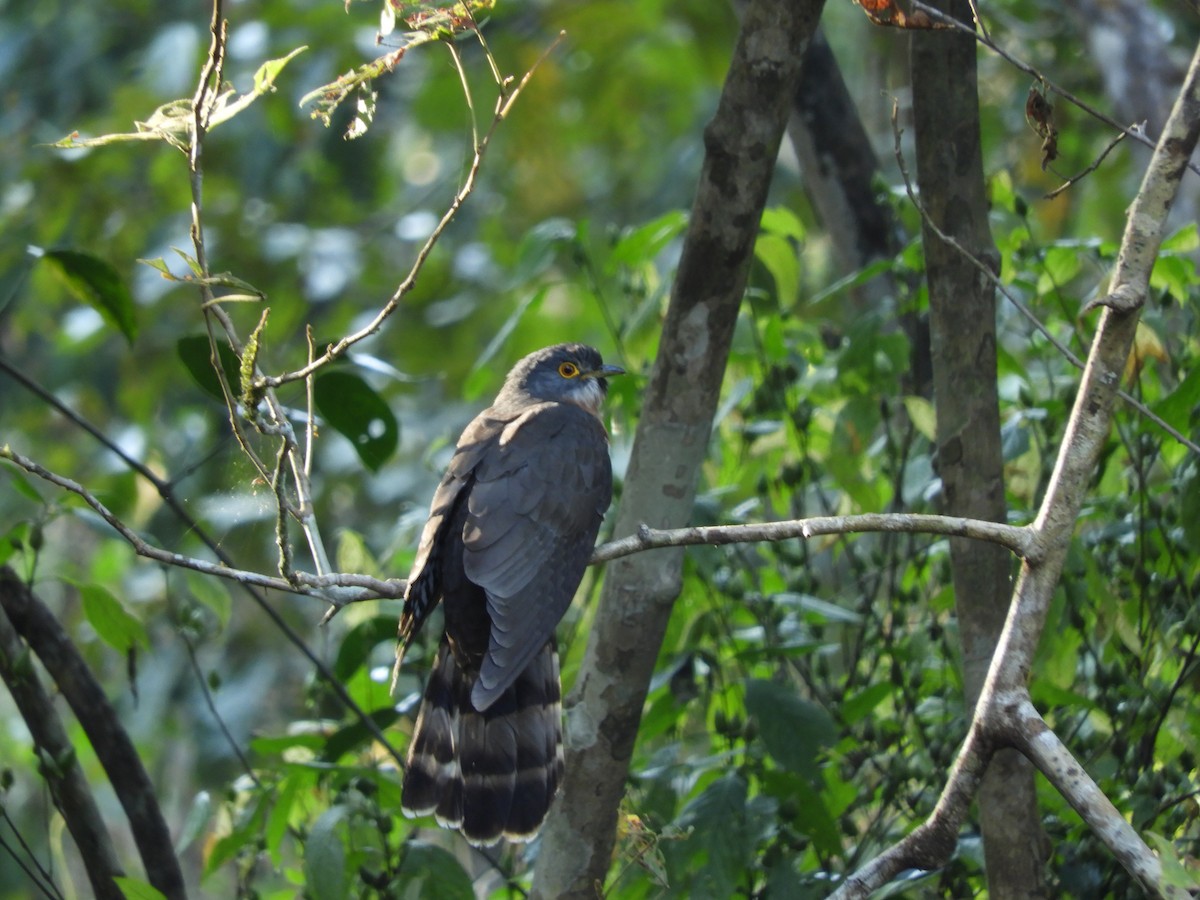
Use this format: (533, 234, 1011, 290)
(529, 0, 823, 895)
(910, 4, 1049, 896)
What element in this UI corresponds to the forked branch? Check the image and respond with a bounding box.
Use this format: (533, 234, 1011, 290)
(832, 30, 1200, 900)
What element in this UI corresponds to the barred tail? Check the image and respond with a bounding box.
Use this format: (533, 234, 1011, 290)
(400, 638, 564, 846)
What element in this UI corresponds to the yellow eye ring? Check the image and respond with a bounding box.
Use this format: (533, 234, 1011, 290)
(558, 361, 580, 378)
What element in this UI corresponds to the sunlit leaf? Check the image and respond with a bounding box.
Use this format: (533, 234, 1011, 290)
(254, 46, 307, 94)
(902, 395, 936, 441)
(1146, 832, 1200, 891)
(335, 529, 382, 579)
(754, 233, 799, 306)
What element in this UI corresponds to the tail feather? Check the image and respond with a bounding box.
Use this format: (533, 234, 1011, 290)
(401, 638, 563, 846)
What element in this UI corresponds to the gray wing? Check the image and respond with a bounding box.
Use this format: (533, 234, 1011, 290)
(462, 402, 612, 709)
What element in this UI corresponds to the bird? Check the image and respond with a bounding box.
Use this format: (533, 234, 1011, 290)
(393, 342, 623, 846)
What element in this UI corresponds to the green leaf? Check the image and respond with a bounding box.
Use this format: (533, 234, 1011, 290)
(185, 571, 231, 630)
(335, 529, 381, 579)
(334, 616, 399, 682)
(2, 465, 44, 502)
(305, 804, 350, 900)
(608, 210, 687, 268)
(320, 707, 399, 762)
(313, 371, 399, 472)
(42, 249, 137, 343)
(114, 877, 168, 900)
(1152, 365, 1200, 434)
(393, 841, 475, 900)
(266, 772, 309, 866)
(760, 206, 805, 242)
(1160, 223, 1199, 253)
(1182, 468, 1200, 554)
(137, 257, 175, 279)
(177, 335, 243, 401)
(902, 395, 937, 442)
(254, 46, 307, 94)
(204, 792, 270, 876)
(1146, 832, 1200, 891)
(762, 770, 841, 858)
(1038, 245, 1081, 293)
(669, 774, 753, 899)
(78, 583, 149, 653)
(840, 681, 894, 726)
(744, 679, 835, 781)
(755, 232, 800, 305)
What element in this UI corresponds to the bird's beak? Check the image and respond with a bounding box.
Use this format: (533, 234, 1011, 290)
(584, 363, 625, 379)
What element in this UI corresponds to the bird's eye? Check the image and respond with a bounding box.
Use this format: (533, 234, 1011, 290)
(558, 361, 580, 378)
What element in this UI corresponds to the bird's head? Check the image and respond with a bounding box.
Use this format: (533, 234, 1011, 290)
(501, 343, 624, 416)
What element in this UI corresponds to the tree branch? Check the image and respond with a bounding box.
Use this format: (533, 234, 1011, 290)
(0, 575, 124, 900)
(590, 514, 1034, 564)
(834, 31, 1200, 899)
(1012, 698, 1170, 890)
(0, 568, 186, 900)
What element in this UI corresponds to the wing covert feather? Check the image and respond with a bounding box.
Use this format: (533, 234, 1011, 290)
(461, 403, 612, 709)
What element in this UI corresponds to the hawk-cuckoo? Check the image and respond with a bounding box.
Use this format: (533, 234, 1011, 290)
(394, 343, 622, 846)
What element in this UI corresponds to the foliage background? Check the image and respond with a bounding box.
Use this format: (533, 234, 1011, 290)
(0, 0, 1198, 896)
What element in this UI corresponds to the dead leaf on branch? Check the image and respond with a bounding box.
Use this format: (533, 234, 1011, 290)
(1026, 83, 1059, 170)
(852, 0, 946, 29)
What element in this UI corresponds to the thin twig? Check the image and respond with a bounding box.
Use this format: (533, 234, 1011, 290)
(304, 326, 317, 480)
(0, 829, 64, 900)
(0, 445, 382, 604)
(0, 808, 63, 900)
(180, 632, 262, 788)
(1045, 128, 1131, 200)
(446, 40, 478, 152)
(259, 31, 567, 389)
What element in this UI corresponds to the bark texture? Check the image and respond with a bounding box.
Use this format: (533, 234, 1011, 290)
(529, 0, 823, 894)
(910, 4, 1049, 896)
